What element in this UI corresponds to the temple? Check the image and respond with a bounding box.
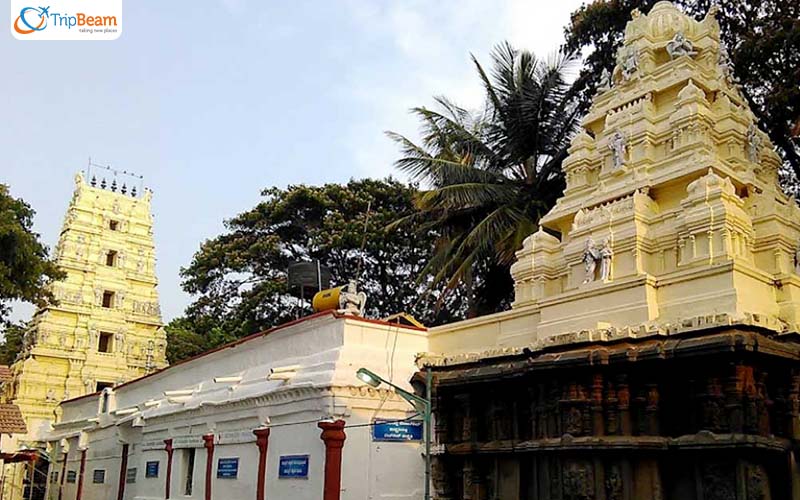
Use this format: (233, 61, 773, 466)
(1, 170, 167, 499)
(422, 2, 800, 499)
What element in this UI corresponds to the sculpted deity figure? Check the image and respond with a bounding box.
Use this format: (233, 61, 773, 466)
(598, 68, 612, 91)
(599, 239, 613, 281)
(666, 31, 697, 59)
(583, 237, 600, 284)
(46, 389, 56, 403)
(747, 124, 762, 163)
(795, 240, 800, 274)
(608, 131, 627, 169)
(583, 237, 614, 283)
(718, 43, 737, 85)
(339, 280, 367, 316)
(617, 47, 639, 81)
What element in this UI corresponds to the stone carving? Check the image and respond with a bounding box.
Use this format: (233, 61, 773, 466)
(605, 464, 623, 500)
(666, 31, 697, 59)
(608, 131, 627, 169)
(617, 46, 639, 82)
(339, 280, 367, 316)
(701, 463, 735, 500)
(795, 240, 800, 274)
(582, 238, 613, 283)
(563, 461, 595, 499)
(46, 389, 56, 402)
(718, 42, 737, 85)
(747, 124, 762, 163)
(598, 68, 612, 91)
(115, 332, 125, 352)
(746, 463, 770, 500)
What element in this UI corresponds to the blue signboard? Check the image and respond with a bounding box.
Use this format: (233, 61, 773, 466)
(372, 419, 424, 442)
(217, 458, 239, 479)
(145, 461, 159, 478)
(278, 455, 309, 479)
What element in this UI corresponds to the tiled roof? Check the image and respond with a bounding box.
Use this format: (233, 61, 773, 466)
(0, 365, 12, 383)
(0, 404, 27, 434)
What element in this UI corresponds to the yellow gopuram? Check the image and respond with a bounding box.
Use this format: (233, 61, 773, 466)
(3, 171, 168, 450)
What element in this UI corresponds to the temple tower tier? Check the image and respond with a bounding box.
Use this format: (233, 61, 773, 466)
(3, 170, 167, 444)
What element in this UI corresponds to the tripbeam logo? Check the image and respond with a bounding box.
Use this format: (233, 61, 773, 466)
(11, 0, 122, 40)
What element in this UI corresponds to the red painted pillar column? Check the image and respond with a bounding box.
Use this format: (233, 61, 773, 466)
(203, 434, 214, 500)
(164, 439, 174, 499)
(318, 420, 346, 500)
(116, 443, 129, 500)
(253, 428, 271, 500)
(75, 448, 87, 500)
(57, 451, 68, 500)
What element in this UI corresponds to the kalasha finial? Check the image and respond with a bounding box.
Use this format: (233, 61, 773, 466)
(131, 186, 137, 197)
(121, 183, 127, 195)
(100, 178, 107, 189)
(111, 179, 118, 192)
(90, 175, 97, 187)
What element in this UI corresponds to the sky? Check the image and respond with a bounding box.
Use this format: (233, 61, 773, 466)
(2, 0, 585, 324)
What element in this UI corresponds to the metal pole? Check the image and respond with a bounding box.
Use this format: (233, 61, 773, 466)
(424, 368, 432, 500)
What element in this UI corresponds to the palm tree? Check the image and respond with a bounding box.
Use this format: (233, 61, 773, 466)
(387, 42, 580, 315)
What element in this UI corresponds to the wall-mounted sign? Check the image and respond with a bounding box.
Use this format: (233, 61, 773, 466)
(216, 458, 239, 479)
(66, 471, 77, 483)
(145, 461, 159, 478)
(172, 435, 203, 448)
(372, 419, 424, 442)
(92, 469, 105, 484)
(216, 430, 256, 445)
(278, 455, 309, 479)
(126, 468, 137, 484)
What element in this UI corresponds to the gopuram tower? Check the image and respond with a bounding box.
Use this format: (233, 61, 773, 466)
(422, 3, 800, 499)
(4, 168, 168, 446)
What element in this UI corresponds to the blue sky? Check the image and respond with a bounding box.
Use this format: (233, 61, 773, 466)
(2, 0, 584, 324)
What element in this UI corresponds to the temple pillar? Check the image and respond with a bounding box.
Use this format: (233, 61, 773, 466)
(253, 428, 270, 500)
(75, 448, 87, 500)
(116, 443, 129, 500)
(318, 420, 346, 500)
(164, 438, 174, 499)
(203, 434, 214, 500)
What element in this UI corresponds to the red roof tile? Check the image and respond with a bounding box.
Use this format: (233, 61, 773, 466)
(0, 404, 27, 434)
(0, 366, 12, 383)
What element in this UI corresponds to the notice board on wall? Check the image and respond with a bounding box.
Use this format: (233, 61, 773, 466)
(278, 455, 309, 479)
(216, 458, 239, 479)
(145, 461, 159, 478)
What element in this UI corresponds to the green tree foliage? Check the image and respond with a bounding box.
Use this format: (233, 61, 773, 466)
(0, 184, 64, 327)
(172, 178, 464, 360)
(387, 43, 581, 315)
(0, 322, 25, 366)
(564, 0, 800, 183)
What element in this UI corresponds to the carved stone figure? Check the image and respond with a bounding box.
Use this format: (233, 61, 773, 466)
(747, 124, 762, 163)
(46, 389, 56, 402)
(795, 240, 800, 274)
(718, 43, 736, 85)
(617, 46, 639, 81)
(598, 68, 612, 91)
(339, 280, 367, 316)
(583, 237, 614, 283)
(583, 237, 599, 284)
(609, 131, 627, 169)
(666, 31, 697, 59)
(599, 239, 613, 281)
